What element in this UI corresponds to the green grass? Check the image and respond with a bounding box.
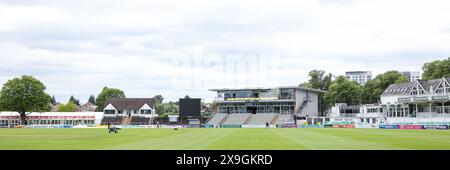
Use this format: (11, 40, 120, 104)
(1, 128, 450, 150)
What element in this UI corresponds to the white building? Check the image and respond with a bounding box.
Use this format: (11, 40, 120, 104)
(401, 71, 422, 82)
(345, 71, 372, 85)
(102, 98, 157, 125)
(379, 77, 450, 125)
(0, 111, 103, 128)
(330, 103, 381, 125)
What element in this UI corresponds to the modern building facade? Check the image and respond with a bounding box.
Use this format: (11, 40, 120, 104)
(401, 71, 422, 82)
(209, 86, 326, 117)
(345, 71, 372, 85)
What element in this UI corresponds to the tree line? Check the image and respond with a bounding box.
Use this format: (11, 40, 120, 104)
(301, 57, 450, 115)
(0, 57, 449, 124)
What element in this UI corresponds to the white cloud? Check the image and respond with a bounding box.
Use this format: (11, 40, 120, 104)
(0, 0, 450, 102)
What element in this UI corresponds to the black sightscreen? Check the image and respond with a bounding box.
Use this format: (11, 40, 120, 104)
(179, 98, 201, 118)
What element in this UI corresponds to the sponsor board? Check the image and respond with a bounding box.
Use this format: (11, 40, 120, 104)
(281, 124, 297, 128)
(298, 125, 324, 128)
(27, 124, 73, 128)
(242, 125, 275, 128)
(422, 125, 449, 130)
(332, 124, 355, 128)
(399, 125, 422, 129)
(379, 125, 399, 129)
(355, 124, 379, 128)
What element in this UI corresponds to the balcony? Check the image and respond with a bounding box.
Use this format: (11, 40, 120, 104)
(397, 94, 450, 103)
(213, 96, 294, 103)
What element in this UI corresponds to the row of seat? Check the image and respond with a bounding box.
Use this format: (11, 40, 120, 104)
(207, 113, 293, 125)
(222, 114, 251, 125)
(101, 117, 151, 125)
(206, 113, 227, 125)
(101, 117, 123, 125)
(274, 114, 293, 125)
(246, 113, 277, 125)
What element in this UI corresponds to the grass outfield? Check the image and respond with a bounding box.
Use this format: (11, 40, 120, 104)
(0, 128, 450, 150)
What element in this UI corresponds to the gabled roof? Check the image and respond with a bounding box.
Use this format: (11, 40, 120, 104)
(419, 79, 441, 92)
(382, 77, 450, 96)
(105, 98, 154, 110)
(382, 82, 414, 95)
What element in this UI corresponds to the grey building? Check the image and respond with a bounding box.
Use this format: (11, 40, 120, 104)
(209, 86, 326, 117)
(401, 71, 422, 82)
(345, 71, 372, 85)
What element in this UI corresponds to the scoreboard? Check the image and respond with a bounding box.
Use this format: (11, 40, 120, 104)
(179, 98, 201, 119)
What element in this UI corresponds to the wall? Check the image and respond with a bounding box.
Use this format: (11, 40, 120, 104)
(387, 117, 450, 125)
(380, 95, 406, 105)
(295, 89, 319, 116)
(103, 104, 117, 116)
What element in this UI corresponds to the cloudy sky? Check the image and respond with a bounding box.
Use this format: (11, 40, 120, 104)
(0, 0, 449, 103)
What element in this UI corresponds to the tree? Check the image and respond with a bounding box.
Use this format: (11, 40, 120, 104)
(362, 71, 408, 104)
(95, 86, 126, 111)
(57, 102, 77, 112)
(0, 75, 51, 125)
(302, 70, 333, 115)
(153, 95, 164, 104)
(50, 95, 57, 105)
(153, 95, 165, 116)
(88, 95, 96, 105)
(69, 95, 80, 106)
(422, 57, 450, 80)
(156, 102, 180, 116)
(325, 76, 363, 106)
(164, 101, 179, 114)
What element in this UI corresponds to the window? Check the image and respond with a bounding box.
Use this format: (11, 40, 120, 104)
(367, 108, 378, 113)
(436, 80, 450, 94)
(280, 89, 294, 99)
(118, 110, 123, 114)
(140, 109, 152, 114)
(104, 110, 115, 114)
(410, 85, 425, 96)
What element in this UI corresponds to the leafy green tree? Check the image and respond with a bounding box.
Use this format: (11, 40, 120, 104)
(325, 76, 363, 106)
(362, 71, 408, 104)
(69, 95, 80, 106)
(422, 57, 450, 80)
(88, 95, 96, 105)
(0, 75, 51, 125)
(57, 102, 77, 112)
(302, 70, 333, 115)
(155, 99, 180, 116)
(164, 101, 179, 114)
(153, 95, 164, 104)
(95, 87, 126, 111)
(50, 96, 57, 105)
(155, 103, 165, 116)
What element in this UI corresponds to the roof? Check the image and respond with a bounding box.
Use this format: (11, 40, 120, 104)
(382, 82, 414, 95)
(209, 86, 326, 93)
(382, 77, 450, 96)
(420, 79, 441, 91)
(345, 71, 372, 74)
(105, 98, 154, 110)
